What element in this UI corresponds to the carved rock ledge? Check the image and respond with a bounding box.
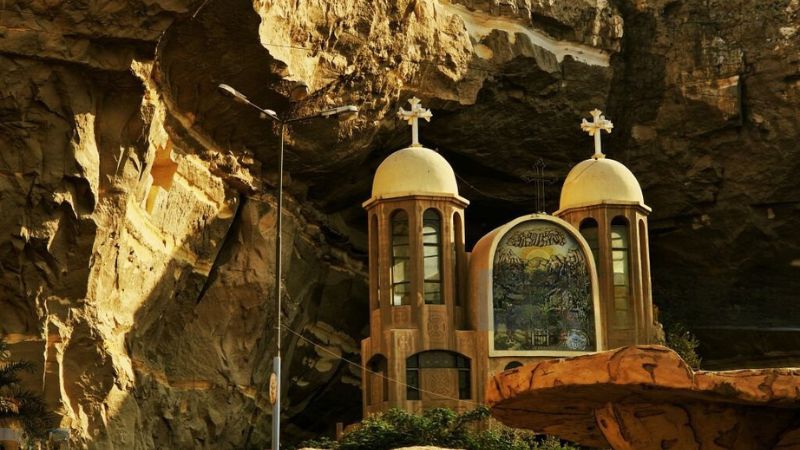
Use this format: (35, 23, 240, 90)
(486, 345, 800, 450)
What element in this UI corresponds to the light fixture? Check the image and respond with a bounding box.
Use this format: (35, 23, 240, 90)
(217, 81, 358, 450)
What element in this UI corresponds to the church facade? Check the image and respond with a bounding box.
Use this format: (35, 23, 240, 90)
(360, 100, 661, 416)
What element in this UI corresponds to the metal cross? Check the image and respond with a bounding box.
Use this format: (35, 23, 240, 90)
(397, 97, 432, 147)
(580, 109, 613, 159)
(522, 159, 554, 213)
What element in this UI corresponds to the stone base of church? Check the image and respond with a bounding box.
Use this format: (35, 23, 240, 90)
(486, 345, 800, 450)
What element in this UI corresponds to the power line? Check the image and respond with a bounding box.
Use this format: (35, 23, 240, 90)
(454, 172, 537, 203)
(281, 324, 481, 406)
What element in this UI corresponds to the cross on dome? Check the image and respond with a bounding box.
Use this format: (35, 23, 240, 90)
(580, 109, 614, 159)
(398, 97, 433, 147)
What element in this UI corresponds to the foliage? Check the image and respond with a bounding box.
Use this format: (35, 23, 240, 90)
(0, 337, 56, 438)
(294, 406, 580, 450)
(664, 324, 702, 369)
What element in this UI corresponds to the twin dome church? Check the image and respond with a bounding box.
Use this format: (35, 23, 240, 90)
(360, 99, 661, 415)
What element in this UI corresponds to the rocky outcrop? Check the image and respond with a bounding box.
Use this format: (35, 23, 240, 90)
(487, 346, 800, 450)
(0, 0, 798, 448)
(606, 0, 800, 351)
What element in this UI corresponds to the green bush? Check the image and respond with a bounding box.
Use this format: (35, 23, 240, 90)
(665, 324, 702, 369)
(295, 407, 580, 450)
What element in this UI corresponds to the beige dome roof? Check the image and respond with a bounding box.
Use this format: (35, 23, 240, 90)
(559, 157, 646, 210)
(369, 146, 462, 201)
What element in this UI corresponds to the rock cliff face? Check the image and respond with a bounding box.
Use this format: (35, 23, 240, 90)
(0, 0, 798, 448)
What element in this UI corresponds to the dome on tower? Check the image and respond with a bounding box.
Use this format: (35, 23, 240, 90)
(364, 97, 467, 205)
(558, 157, 646, 210)
(370, 146, 460, 200)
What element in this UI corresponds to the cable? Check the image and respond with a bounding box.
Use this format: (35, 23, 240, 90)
(454, 172, 537, 203)
(281, 324, 481, 406)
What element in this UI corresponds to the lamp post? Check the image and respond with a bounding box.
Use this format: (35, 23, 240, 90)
(218, 83, 357, 450)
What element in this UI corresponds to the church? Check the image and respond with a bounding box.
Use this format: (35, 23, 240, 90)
(360, 99, 661, 416)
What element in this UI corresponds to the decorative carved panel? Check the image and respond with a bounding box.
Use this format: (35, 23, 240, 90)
(427, 310, 447, 344)
(397, 333, 413, 353)
(421, 368, 458, 401)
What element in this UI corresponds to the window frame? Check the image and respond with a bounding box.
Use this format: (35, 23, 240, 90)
(422, 208, 443, 305)
(390, 209, 411, 306)
(579, 217, 600, 268)
(610, 216, 632, 329)
(367, 354, 389, 404)
(405, 351, 471, 400)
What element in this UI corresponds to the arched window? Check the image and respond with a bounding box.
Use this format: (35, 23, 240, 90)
(391, 210, 410, 306)
(579, 218, 600, 268)
(504, 361, 523, 371)
(453, 212, 464, 307)
(639, 219, 651, 309)
(423, 209, 442, 304)
(492, 219, 596, 352)
(611, 217, 632, 328)
(367, 354, 389, 404)
(406, 351, 470, 400)
(370, 215, 380, 309)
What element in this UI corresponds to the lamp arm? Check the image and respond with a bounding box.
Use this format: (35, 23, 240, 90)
(248, 103, 281, 122)
(285, 105, 358, 123)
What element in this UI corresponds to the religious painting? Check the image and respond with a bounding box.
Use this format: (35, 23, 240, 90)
(492, 220, 595, 352)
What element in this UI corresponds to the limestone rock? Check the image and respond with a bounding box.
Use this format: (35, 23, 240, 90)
(0, 0, 799, 448)
(487, 345, 800, 450)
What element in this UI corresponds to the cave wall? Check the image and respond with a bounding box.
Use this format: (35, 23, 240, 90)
(605, 0, 800, 363)
(0, 0, 798, 448)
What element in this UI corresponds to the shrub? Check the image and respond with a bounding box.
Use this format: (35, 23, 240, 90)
(294, 406, 581, 450)
(665, 324, 702, 369)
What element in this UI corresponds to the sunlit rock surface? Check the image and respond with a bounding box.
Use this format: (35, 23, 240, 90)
(487, 346, 800, 450)
(0, 0, 798, 447)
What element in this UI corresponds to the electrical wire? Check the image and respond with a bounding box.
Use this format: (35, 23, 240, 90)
(454, 172, 537, 203)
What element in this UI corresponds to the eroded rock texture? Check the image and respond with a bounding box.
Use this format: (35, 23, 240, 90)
(0, 0, 798, 448)
(487, 346, 800, 450)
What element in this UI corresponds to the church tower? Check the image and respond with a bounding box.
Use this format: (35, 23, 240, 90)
(554, 110, 657, 348)
(361, 98, 476, 416)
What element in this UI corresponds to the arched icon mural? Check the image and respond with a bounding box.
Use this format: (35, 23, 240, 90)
(492, 220, 596, 352)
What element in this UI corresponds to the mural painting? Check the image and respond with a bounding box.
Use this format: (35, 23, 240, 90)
(492, 220, 595, 352)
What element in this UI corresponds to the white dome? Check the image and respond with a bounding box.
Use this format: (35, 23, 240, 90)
(559, 157, 646, 210)
(369, 146, 460, 200)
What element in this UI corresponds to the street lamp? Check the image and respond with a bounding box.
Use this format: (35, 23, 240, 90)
(218, 83, 357, 450)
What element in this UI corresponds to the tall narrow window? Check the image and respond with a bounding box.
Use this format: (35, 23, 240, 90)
(367, 354, 389, 404)
(455, 354, 471, 400)
(406, 353, 420, 400)
(579, 218, 600, 268)
(639, 219, 650, 299)
(391, 210, 410, 306)
(423, 209, 442, 304)
(611, 217, 631, 328)
(453, 212, 464, 307)
(371, 215, 380, 309)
